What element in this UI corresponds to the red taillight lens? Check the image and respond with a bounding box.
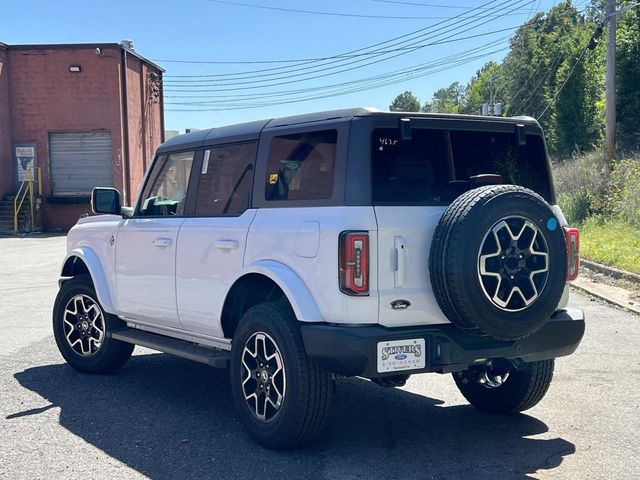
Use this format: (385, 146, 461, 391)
(339, 231, 369, 296)
(564, 227, 580, 281)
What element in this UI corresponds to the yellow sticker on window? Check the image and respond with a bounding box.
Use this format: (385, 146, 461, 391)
(269, 173, 279, 185)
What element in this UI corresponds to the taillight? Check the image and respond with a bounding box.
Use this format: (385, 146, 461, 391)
(339, 231, 369, 296)
(564, 227, 580, 281)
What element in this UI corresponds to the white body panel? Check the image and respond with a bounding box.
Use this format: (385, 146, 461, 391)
(176, 210, 257, 337)
(245, 207, 379, 325)
(115, 217, 184, 327)
(375, 206, 450, 327)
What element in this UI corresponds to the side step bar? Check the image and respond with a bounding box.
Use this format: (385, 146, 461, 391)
(109, 328, 230, 368)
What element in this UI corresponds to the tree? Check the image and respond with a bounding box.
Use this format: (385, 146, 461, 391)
(422, 81, 466, 113)
(616, 4, 640, 149)
(463, 62, 501, 114)
(389, 91, 421, 112)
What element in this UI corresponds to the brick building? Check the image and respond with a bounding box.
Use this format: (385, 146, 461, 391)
(0, 41, 164, 231)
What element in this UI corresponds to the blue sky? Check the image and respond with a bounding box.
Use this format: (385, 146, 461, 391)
(1, 0, 567, 131)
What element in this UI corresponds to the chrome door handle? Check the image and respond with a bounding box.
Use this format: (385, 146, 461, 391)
(152, 238, 172, 248)
(394, 236, 406, 288)
(215, 240, 240, 250)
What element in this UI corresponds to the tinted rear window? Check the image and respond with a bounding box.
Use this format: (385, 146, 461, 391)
(266, 130, 337, 201)
(372, 128, 552, 204)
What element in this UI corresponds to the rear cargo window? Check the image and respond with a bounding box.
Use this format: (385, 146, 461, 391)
(372, 128, 552, 204)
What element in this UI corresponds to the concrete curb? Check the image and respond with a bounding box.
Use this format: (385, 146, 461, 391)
(581, 259, 640, 284)
(571, 278, 640, 315)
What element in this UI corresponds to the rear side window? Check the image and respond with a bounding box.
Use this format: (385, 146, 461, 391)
(195, 142, 257, 216)
(266, 130, 337, 201)
(372, 128, 552, 204)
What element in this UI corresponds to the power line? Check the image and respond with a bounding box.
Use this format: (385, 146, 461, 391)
(163, 21, 542, 84)
(515, 51, 565, 115)
(208, 0, 529, 19)
(537, 46, 589, 118)
(162, 0, 533, 92)
(165, 46, 510, 111)
(537, 20, 608, 119)
(165, 42, 510, 109)
(158, 0, 514, 74)
(368, 0, 527, 8)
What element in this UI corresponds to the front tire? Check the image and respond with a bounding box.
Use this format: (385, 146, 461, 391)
(453, 359, 554, 414)
(53, 275, 134, 374)
(230, 302, 332, 449)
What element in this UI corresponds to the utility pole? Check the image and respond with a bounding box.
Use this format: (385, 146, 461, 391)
(482, 75, 502, 116)
(605, 0, 616, 171)
(489, 74, 495, 115)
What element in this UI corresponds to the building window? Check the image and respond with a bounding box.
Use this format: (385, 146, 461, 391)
(265, 130, 337, 201)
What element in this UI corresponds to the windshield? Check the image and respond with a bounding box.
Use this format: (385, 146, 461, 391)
(372, 127, 553, 205)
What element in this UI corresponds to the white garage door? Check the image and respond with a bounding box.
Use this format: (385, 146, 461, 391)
(49, 132, 113, 195)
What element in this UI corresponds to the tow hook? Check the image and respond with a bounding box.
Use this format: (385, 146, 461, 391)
(455, 360, 511, 389)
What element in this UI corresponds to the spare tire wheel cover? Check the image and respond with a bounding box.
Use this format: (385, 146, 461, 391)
(429, 185, 567, 341)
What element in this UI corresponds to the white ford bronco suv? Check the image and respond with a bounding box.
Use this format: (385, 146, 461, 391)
(53, 108, 584, 449)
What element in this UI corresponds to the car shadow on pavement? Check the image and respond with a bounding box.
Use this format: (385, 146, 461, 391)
(11, 352, 575, 480)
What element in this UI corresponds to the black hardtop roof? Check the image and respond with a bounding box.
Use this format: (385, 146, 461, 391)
(158, 107, 540, 152)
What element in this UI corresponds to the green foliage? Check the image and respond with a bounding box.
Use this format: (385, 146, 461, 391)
(579, 217, 640, 273)
(389, 90, 421, 112)
(608, 157, 640, 226)
(554, 152, 640, 227)
(422, 81, 467, 113)
(553, 150, 609, 224)
(463, 62, 501, 114)
(616, 5, 640, 149)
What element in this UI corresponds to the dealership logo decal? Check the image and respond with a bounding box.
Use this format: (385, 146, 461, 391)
(381, 343, 422, 361)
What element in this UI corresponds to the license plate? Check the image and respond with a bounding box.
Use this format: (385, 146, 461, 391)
(377, 338, 426, 373)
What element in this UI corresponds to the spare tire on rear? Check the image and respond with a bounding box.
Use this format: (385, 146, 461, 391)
(429, 185, 567, 341)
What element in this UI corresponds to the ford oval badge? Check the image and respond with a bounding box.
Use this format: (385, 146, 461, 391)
(395, 353, 407, 360)
(390, 299, 411, 310)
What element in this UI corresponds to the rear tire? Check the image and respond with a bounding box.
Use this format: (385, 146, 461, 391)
(53, 275, 134, 374)
(453, 359, 554, 414)
(230, 302, 332, 449)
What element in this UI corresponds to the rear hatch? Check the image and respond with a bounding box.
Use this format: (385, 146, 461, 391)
(372, 119, 554, 327)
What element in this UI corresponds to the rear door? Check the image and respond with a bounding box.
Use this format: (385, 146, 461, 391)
(373, 122, 554, 328)
(176, 142, 258, 338)
(373, 126, 451, 327)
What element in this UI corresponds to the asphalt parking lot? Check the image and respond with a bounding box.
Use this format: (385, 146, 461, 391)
(0, 235, 638, 480)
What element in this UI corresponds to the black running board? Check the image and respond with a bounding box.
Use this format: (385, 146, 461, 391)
(110, 328, 230, 368)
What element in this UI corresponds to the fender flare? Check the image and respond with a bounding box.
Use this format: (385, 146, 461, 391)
(60, 247, 117, 314)
(229, 260, 324, 323)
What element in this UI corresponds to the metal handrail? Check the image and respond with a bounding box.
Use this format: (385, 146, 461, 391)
(13, 167, 41, 232)
(13, 180, 30, 232)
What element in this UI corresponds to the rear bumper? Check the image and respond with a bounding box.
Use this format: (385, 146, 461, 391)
(300, 308, 585, 378)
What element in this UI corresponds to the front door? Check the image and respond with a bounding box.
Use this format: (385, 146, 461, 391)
(176, 142, 257, 338)
(116, 150, 196, 328)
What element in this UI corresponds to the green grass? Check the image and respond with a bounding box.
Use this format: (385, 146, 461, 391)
(579, 218, 640, 274)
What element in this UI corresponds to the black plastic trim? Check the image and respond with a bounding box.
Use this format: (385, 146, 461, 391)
(300, 308, 585, 378)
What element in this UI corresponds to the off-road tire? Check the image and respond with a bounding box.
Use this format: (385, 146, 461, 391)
(230, 302, 332, 449)
(53, 275, 134, 374)
(429, 185, 567, 341)
(453, 359, 555, 414)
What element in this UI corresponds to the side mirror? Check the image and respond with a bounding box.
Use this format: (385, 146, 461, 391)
(91, 187, 121, 215)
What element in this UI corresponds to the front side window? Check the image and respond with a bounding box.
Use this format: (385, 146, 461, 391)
(195, 142, 257, 216)
(139, 151, 194, 216)
(266, 130, 337, 201)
